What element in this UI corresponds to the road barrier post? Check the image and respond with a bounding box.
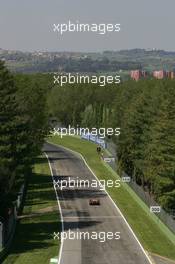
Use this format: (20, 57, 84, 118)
(0, 221, 3, 250)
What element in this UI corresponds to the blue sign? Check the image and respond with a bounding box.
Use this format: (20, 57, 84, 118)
(81, 133, 106, 149)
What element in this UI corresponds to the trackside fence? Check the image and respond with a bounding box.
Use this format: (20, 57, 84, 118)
(0, 183, 26, 261)
(105, 140, 175, 234)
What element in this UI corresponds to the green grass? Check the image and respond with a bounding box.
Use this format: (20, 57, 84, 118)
(48, 135, 175, 261)
(3, 156, 60, 264)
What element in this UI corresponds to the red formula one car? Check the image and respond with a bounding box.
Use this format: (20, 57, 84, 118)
(89, 199, 101, 206)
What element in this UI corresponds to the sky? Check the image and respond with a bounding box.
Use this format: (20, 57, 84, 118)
(0, 0, 175, 52)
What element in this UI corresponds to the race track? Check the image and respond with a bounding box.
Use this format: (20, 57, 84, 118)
(44, 142, 152, 264)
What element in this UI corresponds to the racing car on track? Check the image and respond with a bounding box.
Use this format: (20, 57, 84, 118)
(89, 199, 100, 206)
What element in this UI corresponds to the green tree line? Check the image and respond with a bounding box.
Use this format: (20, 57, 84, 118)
(0, 62, 50, 213)
(48, 79, 175, 212)
(1, 63, 174, 213)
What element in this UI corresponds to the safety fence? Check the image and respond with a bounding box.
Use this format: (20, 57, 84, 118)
(0, 183, 26, 261)
(105, 140, 175, 234)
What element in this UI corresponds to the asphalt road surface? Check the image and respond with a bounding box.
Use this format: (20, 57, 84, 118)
(44, 142, 152, 264)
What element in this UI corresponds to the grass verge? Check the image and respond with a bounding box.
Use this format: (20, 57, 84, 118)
(48, 135, 175, 261)
(3, 155, 60, 264)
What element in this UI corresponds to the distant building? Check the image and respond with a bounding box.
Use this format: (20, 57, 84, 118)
(171, 72, 175, 79)
(130, 70, 175, 80)
(166, 71, 171, 78)
(130, 70, 145, 81)
(153, 70, 166, 79)
(166, 71, 175, 79)
(142, 71, 147, 78)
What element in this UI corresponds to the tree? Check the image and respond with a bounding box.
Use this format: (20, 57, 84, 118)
(0, 61, 18, 195)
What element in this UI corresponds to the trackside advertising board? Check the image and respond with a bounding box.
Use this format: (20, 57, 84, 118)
(81, 133, 106, 149)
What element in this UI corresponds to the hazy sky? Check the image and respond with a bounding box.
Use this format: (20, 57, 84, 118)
(0, 0, 175, 52)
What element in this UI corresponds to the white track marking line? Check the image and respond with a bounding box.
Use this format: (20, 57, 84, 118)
(45, 153, 64, 264)
(48, 142, 153, 264)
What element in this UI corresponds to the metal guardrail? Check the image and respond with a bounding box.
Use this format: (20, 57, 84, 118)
(105, 140, 175, 234)
(0, 183, 26, 262)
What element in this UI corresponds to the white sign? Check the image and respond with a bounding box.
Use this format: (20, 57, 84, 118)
(50, 258, 58, 263)
(104, 157, 115, 163)
(122, 176, 131, 183)
(150, 206, 161, 213)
